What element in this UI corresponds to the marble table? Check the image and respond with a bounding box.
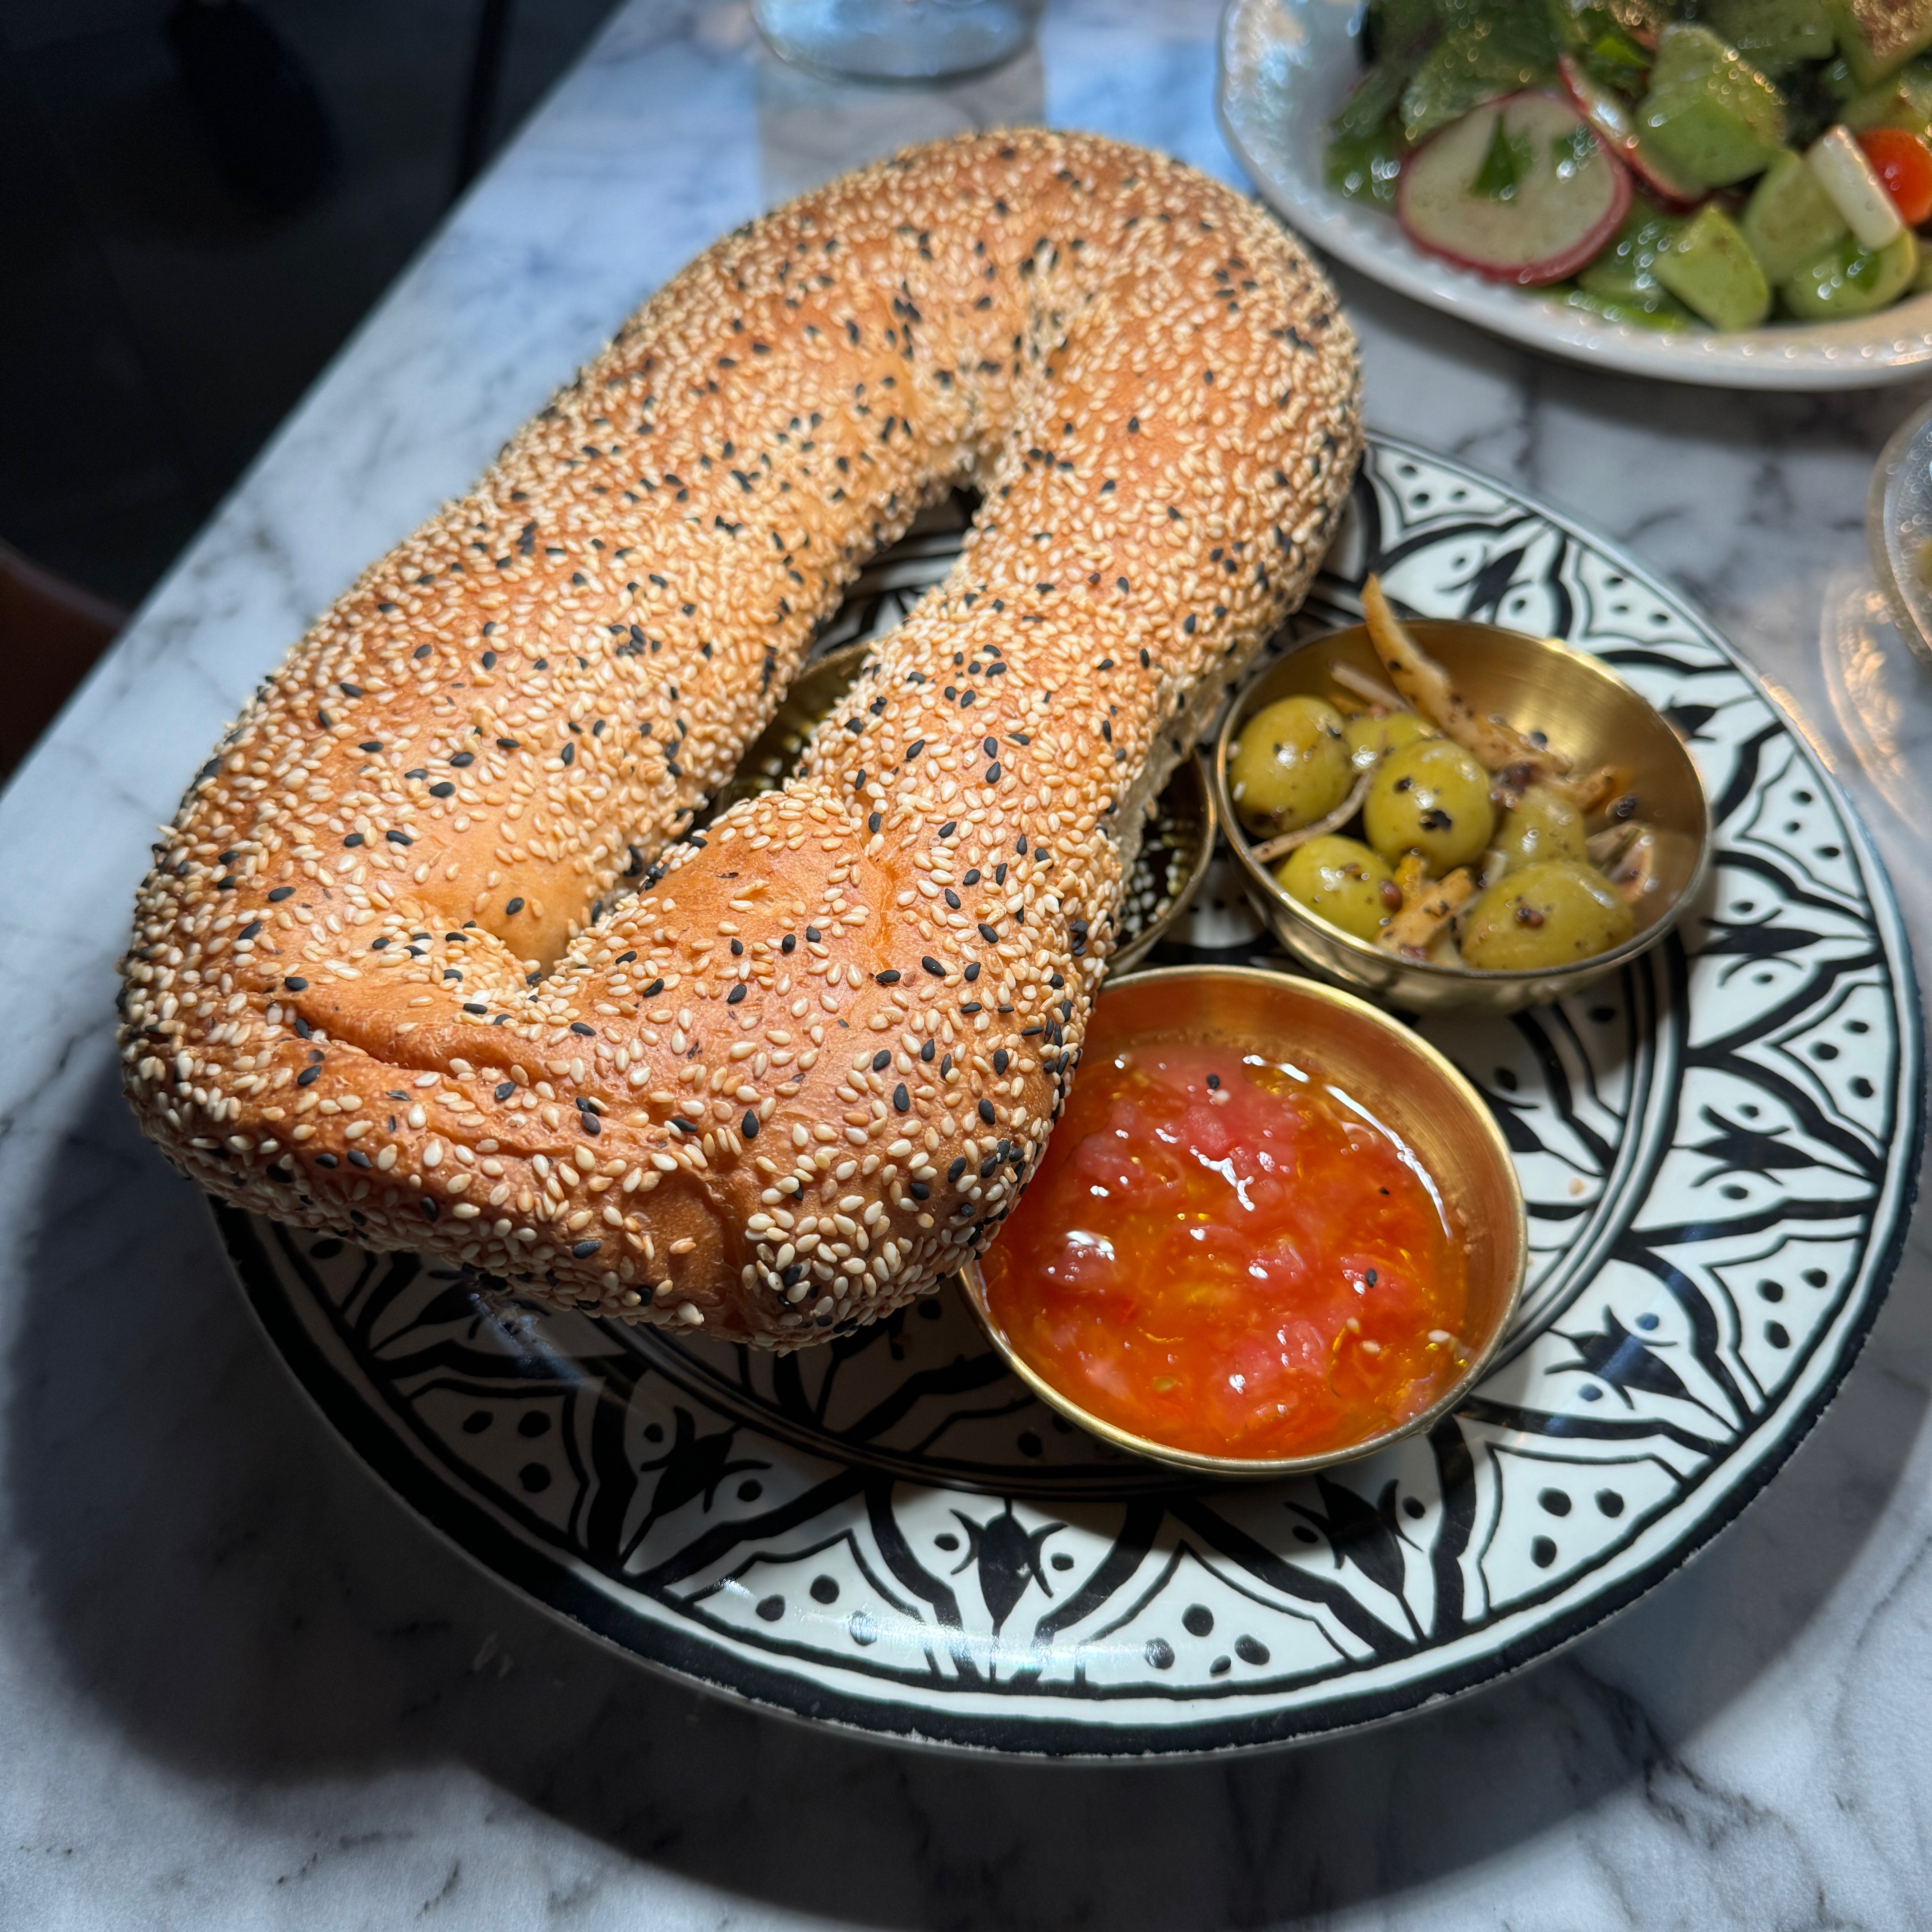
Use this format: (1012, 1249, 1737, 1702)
(5, 2, 1932, 1924)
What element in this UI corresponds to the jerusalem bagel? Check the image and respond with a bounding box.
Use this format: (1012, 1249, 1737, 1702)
(119, 129, 1361, 1347)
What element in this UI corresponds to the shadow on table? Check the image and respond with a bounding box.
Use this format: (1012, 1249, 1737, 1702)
(10, 1044, 1929, 1928)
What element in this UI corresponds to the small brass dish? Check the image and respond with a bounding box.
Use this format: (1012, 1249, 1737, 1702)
(713, 642, 1215, 969)
(1214, 621, 1712, 1015)
(957, 965, 1527, 1479)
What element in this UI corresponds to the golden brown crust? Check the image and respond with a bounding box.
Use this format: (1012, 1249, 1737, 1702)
(118, 129, 1362, 1346)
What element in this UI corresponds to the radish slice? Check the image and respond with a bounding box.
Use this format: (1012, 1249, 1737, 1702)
(1556, 54, 1702, 211)
(1397, 92, 1633, 287)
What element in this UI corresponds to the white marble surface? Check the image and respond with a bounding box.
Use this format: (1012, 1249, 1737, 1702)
(5, 1, 1932, 1924)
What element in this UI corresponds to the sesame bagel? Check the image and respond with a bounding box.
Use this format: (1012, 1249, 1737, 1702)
(119, 129, 1361, 1347)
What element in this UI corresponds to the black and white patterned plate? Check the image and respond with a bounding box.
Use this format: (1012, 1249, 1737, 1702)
(223, 438, 1922, 1756)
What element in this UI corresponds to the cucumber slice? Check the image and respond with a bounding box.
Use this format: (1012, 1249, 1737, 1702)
(1844, 60, 1932, 135)
(1578, 205, 1693, 319)
(1705, 0, 1835, 69)
(1743, 149, 1851, 281)
(1554, 285, 1695, 331)
(1829, 0, 1932, 88)
(1638, 24, 1789, 190)
(1652, 203, 1774, 328)
(1780, 225, 1920, 315)
(1397, 91, 1632, 285)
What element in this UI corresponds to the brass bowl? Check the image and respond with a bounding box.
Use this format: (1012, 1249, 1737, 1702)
(957, 965, 1527, 1479)
(1214, 621, 1713, 1015)
(713, 642, 1215, 969)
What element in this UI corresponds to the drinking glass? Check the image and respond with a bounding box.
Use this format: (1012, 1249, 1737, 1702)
(750, 0, 1044, 82)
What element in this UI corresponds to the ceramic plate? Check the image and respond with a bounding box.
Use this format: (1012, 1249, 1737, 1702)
(1216, 0, 1932, 391)
(223, 438, 1922, 1756)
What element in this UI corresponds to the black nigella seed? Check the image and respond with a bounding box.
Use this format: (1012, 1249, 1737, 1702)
(284, 975, 308, 992)
(464, 1003, 487, 1015)
(994, 1050, 1008, 1073)
(781, 935, 796, 954)
(267, 887, 294, 902)
(449, 751, 474, 767)
(314, 1152, 338, 1168)
(239, 921, 262, 941)
(962, 868, 980, 885)
(570, 1021, 594, 1036)
(505, 897, 524, 915)
(296, 1065, 320, 1087)
(938, 820, 956, 837)
(961, 1000, 981, 1014)
(920, 1040, 934, 1061)
(1206, 1073, 1220, 1089)
(948, 1157, 967, 1182)
(806, 926, 822, 943)
(964, 962, 980, 982)
(644, 978, 665, 996)
(978, 1100, 997, 1125)
(571, 1239, 601, 1259)
(742, 1112, 759, 1138)
(386, 830, 412, 846)
(910, 1181, 929, 1200)
(875, 970, 900, 985)
(347, 1150, 371, 1169)
(923, 956, 945, 976)
(978, 923, 999, 943)
(430, 782, 455, 798)
(869, 812, 882, 832)
(894, 1084, 910, 1112)
(873, 1050, 892, 1071)
(342, 833, 363, 848)
(359, 741, 382, 754)
(944, 890, 961, 909)
(495, 1082, 515, 1101)
(727, 983, 747, 1004)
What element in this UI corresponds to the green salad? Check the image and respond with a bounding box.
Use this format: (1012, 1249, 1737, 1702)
(1327, 0, 1932, 330)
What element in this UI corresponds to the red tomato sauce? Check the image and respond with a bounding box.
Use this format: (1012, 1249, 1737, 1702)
(980, 1035, 1470, 1461)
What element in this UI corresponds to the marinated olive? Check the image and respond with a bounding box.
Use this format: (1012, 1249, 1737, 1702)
(1343, 708, 1434, 771)
(1494, 783, 1587, 874)
(1275, 836, 1394, 943)
(1228, 695, 1351, 834)
(1363, 739, 1496, 873)
(1459, 860, 1634, 971)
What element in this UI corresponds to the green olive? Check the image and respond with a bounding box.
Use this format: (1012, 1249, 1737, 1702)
(1274, 836, 1393, 943)
(1343, 709, 1434, 771)
(1494, 784, 1587, 874)
(1459, 860, 1634, 971)
(1228, 696, 1352, 835)
(1362, 739, 1495, 873)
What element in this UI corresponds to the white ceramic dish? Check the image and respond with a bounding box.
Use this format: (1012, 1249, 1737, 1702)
(1217, 0, 1932, 391)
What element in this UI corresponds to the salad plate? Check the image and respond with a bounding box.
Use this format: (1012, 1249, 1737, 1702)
(1217, 0, 1932, 389)
(221, 437, 1921, 1755)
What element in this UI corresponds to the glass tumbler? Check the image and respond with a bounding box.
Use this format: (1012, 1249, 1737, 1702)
(750, 0, 1044, 82)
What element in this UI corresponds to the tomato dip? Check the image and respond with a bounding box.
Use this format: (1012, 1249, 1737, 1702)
(980, 1027, 1471, 1462)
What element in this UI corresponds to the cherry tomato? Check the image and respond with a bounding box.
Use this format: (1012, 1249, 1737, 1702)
(1858, 126, 1932, 228)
